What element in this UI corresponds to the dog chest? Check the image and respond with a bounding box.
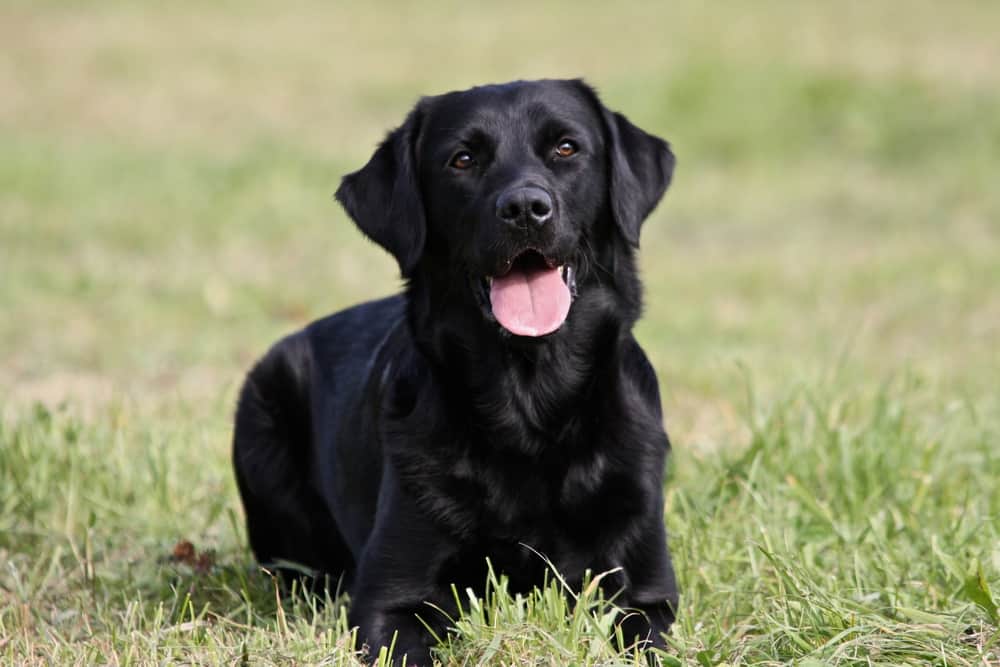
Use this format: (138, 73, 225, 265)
(390, 424, 654, 549)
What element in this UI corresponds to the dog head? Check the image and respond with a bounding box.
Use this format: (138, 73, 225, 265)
(336, 79, 674, 339)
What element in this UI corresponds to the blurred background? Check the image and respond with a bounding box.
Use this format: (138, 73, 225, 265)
(2, 1, 999, 662)
(3, 1, 998, 437)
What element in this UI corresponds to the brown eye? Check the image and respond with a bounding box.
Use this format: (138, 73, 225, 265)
(555, 139, 578, 157)
(450, 151, 475, 170)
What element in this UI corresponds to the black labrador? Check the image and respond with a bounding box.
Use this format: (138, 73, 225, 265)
(233, 78, 678, 665)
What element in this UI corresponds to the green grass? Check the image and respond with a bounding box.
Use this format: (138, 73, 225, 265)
(2, 1, 999, 664)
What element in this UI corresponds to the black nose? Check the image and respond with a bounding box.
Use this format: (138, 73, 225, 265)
(496, 187, 553, 228)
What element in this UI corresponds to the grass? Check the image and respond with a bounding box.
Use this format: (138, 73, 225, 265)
(2, 1, 999, 664)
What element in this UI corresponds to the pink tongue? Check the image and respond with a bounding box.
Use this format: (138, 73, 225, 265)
(489, 265, 571, 337)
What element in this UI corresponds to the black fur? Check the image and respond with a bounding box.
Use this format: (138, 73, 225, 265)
(233, 79, 678, 666)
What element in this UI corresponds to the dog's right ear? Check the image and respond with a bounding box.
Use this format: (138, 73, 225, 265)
(335, 108, 426, 277)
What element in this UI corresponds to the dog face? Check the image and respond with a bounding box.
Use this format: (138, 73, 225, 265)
(336, 79, 674, 338)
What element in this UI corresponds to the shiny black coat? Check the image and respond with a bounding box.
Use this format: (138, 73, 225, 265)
(233, 79, 678, 666)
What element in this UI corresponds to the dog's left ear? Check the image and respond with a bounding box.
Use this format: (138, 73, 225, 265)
(600, 105, 675, 247)
(335, 107, 426, 277)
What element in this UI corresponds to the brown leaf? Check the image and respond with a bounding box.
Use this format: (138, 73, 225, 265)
(171, 539, 196, 565)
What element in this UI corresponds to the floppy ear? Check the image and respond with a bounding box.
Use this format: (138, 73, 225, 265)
(335, 108, 426, 276)
(601, 107, 675, 247)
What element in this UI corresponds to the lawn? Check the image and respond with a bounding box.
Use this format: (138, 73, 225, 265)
(2, 1, 999, 664)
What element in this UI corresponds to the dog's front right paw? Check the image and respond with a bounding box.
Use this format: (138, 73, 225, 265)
(354, 610, 434, 667)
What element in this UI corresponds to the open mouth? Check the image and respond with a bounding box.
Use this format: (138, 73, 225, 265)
(475, 249, 577, 338)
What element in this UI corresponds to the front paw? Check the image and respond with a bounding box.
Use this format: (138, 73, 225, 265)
(354, 611, 434, 667)
(616, 608, 670, 653)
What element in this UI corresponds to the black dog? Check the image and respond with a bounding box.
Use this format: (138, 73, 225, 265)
(233, 79, 678, 665)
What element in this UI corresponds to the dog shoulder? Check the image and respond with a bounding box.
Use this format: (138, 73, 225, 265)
(618, 336, 663, 412)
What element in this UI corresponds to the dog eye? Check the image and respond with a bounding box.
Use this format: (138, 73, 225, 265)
(450, 151, 475, 170)
(554, 140, 578, 158)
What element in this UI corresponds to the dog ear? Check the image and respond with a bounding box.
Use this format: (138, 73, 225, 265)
(600, 104, 675, 247)
(335, 108, 426, 276)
